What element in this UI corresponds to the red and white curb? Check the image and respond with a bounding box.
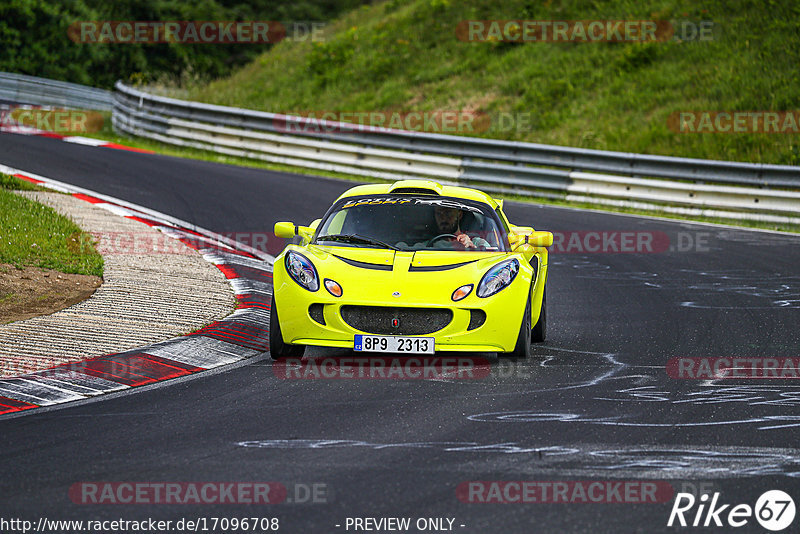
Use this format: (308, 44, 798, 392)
(0, 164, 274, 417)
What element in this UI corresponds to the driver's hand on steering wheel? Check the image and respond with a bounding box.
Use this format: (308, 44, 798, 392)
(456, 233, 475, 249)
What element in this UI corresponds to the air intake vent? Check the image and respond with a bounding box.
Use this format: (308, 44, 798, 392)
(388, 180, 443, 195)
(391, 188, 440, 195)
(308, 303, 325, 325)
(467, 309, 486, 330)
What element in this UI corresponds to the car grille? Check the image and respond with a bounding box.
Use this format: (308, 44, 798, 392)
(340, 306, 452, 335)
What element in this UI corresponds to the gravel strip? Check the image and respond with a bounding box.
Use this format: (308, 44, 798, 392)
(0, 192, 235, 377)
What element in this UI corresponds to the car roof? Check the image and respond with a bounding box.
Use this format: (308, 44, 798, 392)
(335, 180, 501, 209)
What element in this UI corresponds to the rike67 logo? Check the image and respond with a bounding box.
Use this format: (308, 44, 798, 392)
(668, 490, 795, 531)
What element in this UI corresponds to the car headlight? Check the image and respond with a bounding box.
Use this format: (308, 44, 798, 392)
(285, 251, 319, 291)
(477, 259, 519, 298)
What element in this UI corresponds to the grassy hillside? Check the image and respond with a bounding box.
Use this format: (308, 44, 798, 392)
(1, 0, 371, 88)
(189, 0, 800, 165)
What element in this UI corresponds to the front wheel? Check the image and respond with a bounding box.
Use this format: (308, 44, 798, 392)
(269, 295, 305, 360)
(532, 288, 546, 343)
(510, 294, 532, 358)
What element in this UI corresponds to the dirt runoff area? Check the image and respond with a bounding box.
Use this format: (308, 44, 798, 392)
(0, 263, 102, 324)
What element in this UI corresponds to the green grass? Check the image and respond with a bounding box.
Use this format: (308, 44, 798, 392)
(0, 174, 103, 276)
(0, 174, 49, 192)
(182, 0, 800, 166)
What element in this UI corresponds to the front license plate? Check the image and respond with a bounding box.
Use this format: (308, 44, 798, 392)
(354, 334, 435, 354)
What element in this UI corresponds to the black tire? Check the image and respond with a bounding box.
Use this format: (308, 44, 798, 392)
(532, 287, 546, 343)
(510, 293, 532, 358)
(269, 295, 305, 360)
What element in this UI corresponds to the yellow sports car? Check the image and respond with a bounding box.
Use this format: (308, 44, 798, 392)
(270, 180, 553, 358)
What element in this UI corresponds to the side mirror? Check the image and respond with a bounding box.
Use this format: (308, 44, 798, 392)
(274, 221, 316, 242)
(509, 229, 553, 249)
(509, 225, 533, 247)
(528, 231, 553, 247)
(309, 218, 322, 230)
(274, 222, 296, 239)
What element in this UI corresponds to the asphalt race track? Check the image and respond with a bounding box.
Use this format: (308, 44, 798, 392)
(2, 131, 800, 533)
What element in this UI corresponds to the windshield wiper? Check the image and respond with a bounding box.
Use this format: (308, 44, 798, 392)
(315, 233, 399, 251)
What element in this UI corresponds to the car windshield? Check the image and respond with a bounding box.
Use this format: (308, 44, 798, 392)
(314, 195, 508, 252)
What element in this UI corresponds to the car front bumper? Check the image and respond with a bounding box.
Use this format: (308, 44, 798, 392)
(273, 262, 544, 353)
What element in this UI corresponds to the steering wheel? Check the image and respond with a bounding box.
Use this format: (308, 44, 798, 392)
(426, 233, 459, 246)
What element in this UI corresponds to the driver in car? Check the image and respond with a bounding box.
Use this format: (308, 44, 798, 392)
(406, 206, 490, 250)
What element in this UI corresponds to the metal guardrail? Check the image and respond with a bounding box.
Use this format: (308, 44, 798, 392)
(0, 72, 113, 111)
(113, 81, 800, 224)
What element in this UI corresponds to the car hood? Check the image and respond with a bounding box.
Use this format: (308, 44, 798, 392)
(300, 245, 513, 304)
(307, 245, 505, 269)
